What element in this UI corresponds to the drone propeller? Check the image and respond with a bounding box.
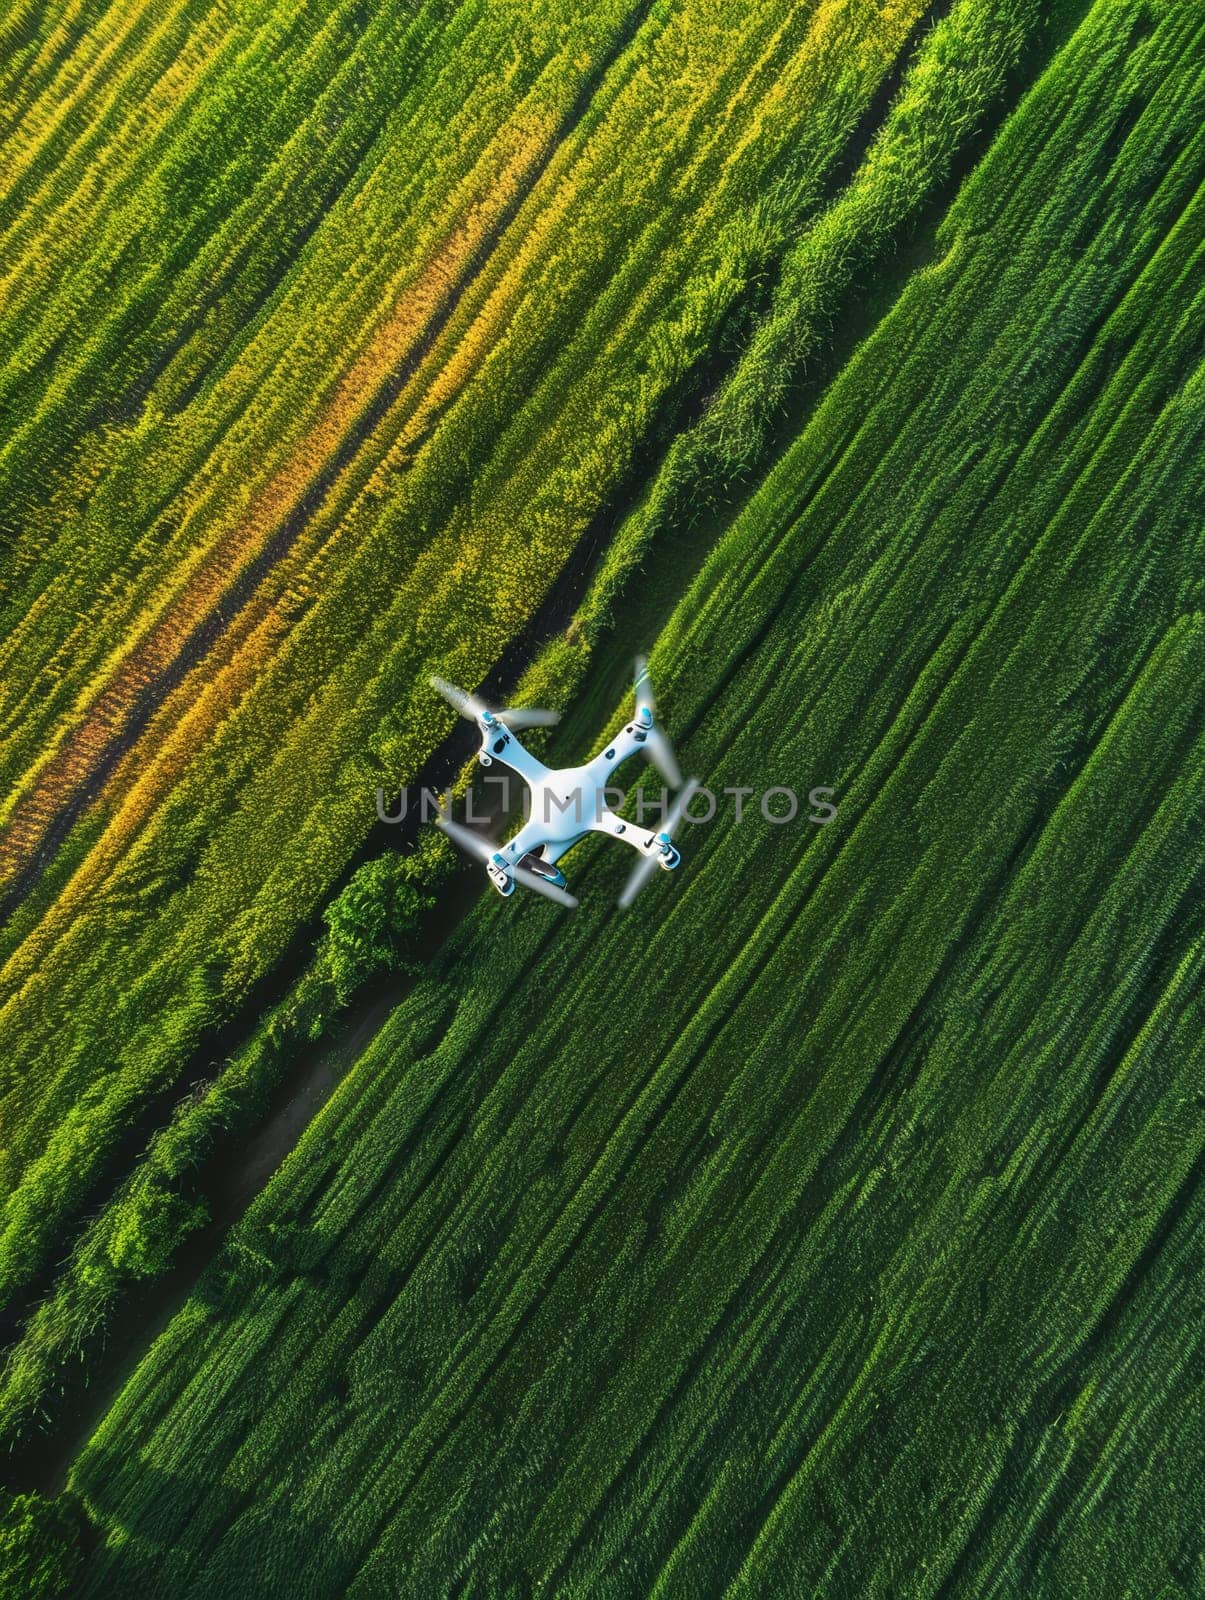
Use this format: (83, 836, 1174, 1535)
(498, 706, 559, 731)
(430, 674, 558, 732)
(433, 812, 491, 862)
(511, 859, 578, 909)
(633, 656, 682, 789)
(429, 674, 486, 722)
(618, 778, 700, 910)
(435, 814, 578, 908)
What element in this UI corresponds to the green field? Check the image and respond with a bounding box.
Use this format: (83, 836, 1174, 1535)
(0, 0, 1201, 1593)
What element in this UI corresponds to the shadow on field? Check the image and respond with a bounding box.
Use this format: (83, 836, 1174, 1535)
(2, 0, 1102, 1523)
(71, 1443, 361, 1600)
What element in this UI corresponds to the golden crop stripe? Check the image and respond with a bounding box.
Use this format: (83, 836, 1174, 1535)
(0, 111, 564, 886)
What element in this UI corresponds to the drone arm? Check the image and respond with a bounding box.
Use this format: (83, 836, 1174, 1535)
(585, 716, 656, 787)
(477, 721, 549, 785)
(590, 809, 669, 857)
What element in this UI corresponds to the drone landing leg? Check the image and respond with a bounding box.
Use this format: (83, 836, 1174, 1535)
(486, 853, 515, 896)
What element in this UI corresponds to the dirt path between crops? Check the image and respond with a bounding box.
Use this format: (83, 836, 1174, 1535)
(5, 848, 494, 1499)
(0, 410, 633, 1494)
(0, 0, 1098, 1499)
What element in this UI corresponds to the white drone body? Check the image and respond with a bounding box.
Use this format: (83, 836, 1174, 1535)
(430, 659, 698, 909)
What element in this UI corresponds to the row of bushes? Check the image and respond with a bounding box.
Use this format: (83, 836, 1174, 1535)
(0, 839, 443, 1449)
(0, 0, 939, 1328)
(0, 0, 1097, 1450)
(67, 6, 1205, 1595)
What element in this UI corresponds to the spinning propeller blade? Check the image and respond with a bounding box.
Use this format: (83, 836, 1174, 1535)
(429, 675, 488, 721)
(645, 728, 681, 789)
(436, 816, 577, 908)
(434, 813, 492, 862)
(498, 707, 559, 731)
(429, 674, 558, 731)
(633, 656, 681, 789)
(634, 655, 656, 717)
(511, 862, 578, 909)
(619, 778, 700, 910)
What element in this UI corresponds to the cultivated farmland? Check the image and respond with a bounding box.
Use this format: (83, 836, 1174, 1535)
(0, 0, 1201, 1594)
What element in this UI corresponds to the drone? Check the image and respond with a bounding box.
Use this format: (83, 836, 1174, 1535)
(429, 658, 699, 909)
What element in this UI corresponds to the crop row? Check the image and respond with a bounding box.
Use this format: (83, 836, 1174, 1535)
(0, 0, 972, 1317)
(0, 0, 1052, 1446)
(67, 2, 1204, 1593)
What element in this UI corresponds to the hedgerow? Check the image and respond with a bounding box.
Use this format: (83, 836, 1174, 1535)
(0, 0, 960, 1329)
(61, 3, 1205, 1594)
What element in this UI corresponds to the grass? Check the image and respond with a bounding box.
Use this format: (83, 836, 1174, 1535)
(0, 0, 951, 1318)
(32, 0, 1204, 1592)
(0, 0, 1052, 1455)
